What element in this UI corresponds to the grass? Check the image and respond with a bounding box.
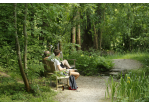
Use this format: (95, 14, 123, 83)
(0, 84, 57, 102)
(0, 76, 58, 102)
(105, 51, 149, 102)
(0, 65, 58, 102)
(106, 52, 149, 62)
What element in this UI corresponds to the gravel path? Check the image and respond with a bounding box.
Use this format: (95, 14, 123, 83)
(112, 59, 143, 70)
(54, 75, 110, 102)
(54, 59, 143, 102)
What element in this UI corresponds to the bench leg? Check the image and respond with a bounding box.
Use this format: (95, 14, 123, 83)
(67, 78, 69, 87)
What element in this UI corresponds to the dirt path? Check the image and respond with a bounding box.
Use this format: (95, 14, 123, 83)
(112, 59, 143, 70)
(0, 72, 10, 78)
(0, 71, 24, 84)
(54, 59, 143, 102)
(54, 75, 110, 102)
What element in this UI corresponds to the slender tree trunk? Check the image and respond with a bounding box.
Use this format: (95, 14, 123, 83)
(71, 16, 76, 50)
(76, 24, 81, 50)
(23, 3, 28, 70)
(81, 7, 93, 51)
(14, 3, 30, 92)
(93, 23, 98, 50)
(76, 10, 81, 50)
(71, 7, 77, 50)
(99, 4, 106, 51)
(99, 32, 102, 51)
(72, 26, 76, 44)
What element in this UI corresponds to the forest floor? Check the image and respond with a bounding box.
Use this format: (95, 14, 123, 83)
(54, 59, 143, 102)
(0, 59, 143, 102)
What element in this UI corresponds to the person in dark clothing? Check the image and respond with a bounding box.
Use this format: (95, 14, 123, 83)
(69, 75, 78, 90)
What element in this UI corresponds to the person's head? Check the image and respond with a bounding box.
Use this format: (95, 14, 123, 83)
(54, 49, 61, 56)
(44, 51, 50, 57)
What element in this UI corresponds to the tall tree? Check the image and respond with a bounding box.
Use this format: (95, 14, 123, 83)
(23, 3, 28, 70)
(99, 3, 106, 51)
(81, 4, 93, 50)
(76, 8, 81, 50)
(93, 22, 98, 50)
(71, 26, 76, 45)
(14, 3, 30, 92)
(71, 7, 77, 50)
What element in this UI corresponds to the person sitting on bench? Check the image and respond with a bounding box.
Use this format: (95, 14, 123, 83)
(44, 50, 72, 69)
(51, 49, 80, 80)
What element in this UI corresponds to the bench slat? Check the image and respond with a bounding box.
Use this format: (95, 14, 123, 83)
(57, 76, 69, 79)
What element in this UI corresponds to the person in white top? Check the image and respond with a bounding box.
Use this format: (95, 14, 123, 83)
(44, 51, 72, 71)
(44, 50, 80, 80)
(52, 49, 80, 80)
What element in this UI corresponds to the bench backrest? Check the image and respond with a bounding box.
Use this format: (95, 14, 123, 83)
(43, 57, 55, 74)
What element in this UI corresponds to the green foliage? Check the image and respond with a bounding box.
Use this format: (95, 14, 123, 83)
(27, 63, 45, 79)
(107, 72, 149, 102)
(64, 50, 114, 76)
(106, 52, 149, 102)
(1, 3, 149, 101)
(0, 74, 57, 102)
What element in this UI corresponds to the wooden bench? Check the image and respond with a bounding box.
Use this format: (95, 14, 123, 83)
(43, 58, 69, 90)
(43, 51, 76, 90)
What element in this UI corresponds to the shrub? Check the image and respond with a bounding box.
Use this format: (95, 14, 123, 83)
(106, 71, 149, 102)
(64, 50, 114, 76)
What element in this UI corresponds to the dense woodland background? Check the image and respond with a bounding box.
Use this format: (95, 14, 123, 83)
(0, 3, 149, 93)
(1, 3, 149, 58)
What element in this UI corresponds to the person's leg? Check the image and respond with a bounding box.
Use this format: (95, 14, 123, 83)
(69, 69, 75, 72)
(70, 71, 80, 80)
(61, 60, 71, 68)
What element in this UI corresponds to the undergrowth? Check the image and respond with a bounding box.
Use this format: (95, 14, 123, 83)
(0, 64, 57, 102)
(64, 50, 114, 76)
(105, 51, 149, 102)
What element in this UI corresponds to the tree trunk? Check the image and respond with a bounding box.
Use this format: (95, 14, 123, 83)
(70, 7, 78, 50)
(72, 26, 76, 44)
(71, 15, 76, 50)
(81, 14, 93, 50)
(76, 24, 81, 50)
(23, 3, 28, 70)
(99, 4, 106, 51)
(14, 3, 30, 92)
(99, 32, 102, 51)
(93, 23, 98, 50)
(76, 10, 81, 50)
